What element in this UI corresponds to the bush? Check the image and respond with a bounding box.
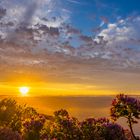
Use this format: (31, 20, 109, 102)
(0, 94, 139, 140)
(22, 114, 46, 140)
(42, 109, 82, 140)
(0, 126, 22, 140)
(80, 117, 126, 140)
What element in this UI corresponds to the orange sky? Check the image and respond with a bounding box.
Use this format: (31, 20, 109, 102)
(1, 66, 140, 96)
(0, 81, 140, 96)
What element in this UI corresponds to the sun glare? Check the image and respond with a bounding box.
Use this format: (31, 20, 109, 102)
(19, 86, 29, 96)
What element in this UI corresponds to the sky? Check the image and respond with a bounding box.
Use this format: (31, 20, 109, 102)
(0, 0, 140, 96)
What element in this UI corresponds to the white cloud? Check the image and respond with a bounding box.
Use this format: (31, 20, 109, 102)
(91, 16, 140, 67)
(1, 0, 69, 27)
(66, 0, 81, 5)
(96, 17, 140, 47)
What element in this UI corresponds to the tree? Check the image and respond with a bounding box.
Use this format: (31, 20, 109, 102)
(0, 98, 18, 124)
(110, 94, 140, 140)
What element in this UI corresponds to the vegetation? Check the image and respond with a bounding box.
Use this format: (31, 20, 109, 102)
(111, 94, 140, 140)
(0, 94, 139, 140)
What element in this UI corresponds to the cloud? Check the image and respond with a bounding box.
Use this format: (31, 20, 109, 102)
(0, 7, 6, 19)
(96, 16, 140, 46)
(91, 16, 140, 65)
(0, 0, 70, 44)
(1, 0, 69, 27)
(66, 0, 82, 5)
(100, 16, 109, 24)
(79, 35, 93, 42)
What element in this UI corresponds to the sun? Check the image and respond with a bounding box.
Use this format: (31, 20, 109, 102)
(19, 86, 29, 96)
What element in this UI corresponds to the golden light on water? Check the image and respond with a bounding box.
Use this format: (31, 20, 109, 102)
(19, 86, 29, 96)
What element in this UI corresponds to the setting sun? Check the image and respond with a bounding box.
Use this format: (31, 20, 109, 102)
(19, 86, 29, 96)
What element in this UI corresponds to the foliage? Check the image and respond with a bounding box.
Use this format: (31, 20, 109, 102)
(42, 109, 82, 140)
(22, 114, 46, 140)
(0, 95, 140, 140)
(111, 94, 140, 121)
(0, 98, 19, 124)
(110, 94, 140, 139)
(80, 117, 126, 140)
(0, 126, 22, 140)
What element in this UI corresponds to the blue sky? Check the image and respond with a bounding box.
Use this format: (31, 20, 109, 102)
(63, 0, 140, 34)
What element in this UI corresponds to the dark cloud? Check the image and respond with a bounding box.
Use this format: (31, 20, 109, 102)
(79, 35, 93, 42)
(21, 1, 37, 26)
(100, 16, 109, 24)
(49, 27, 60, 36)
(92, 26, 102, 33)
(0, 7, 6, 19)
(65, 24, 81, 34)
